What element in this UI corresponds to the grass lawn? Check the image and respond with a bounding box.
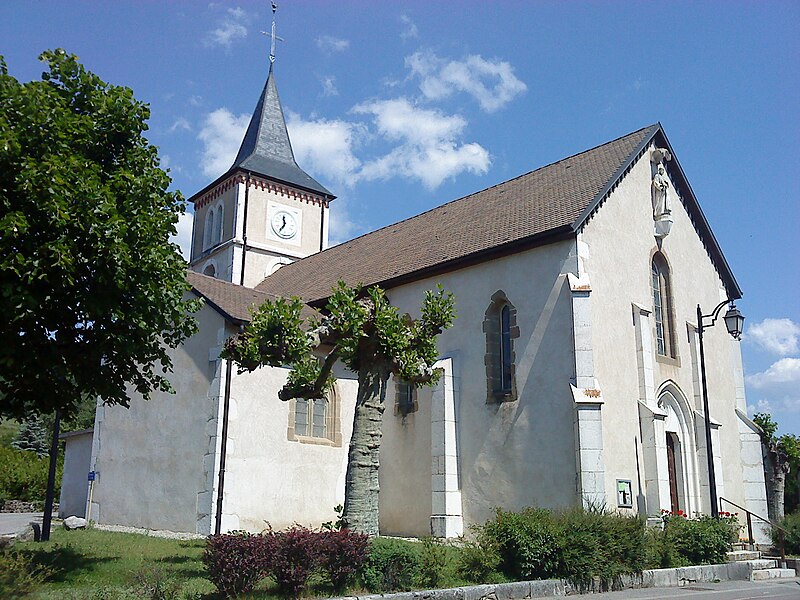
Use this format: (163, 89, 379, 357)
(10, 527, 218, 599)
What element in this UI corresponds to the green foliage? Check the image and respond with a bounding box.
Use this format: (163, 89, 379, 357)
(11, 414, 49, 456)
(359, 537, 421, 593)
(649, 511, 740, 567)
(416, 537, 455, 589)
(456, 530, 505, 584)
(753, 413, 800, 514)
(0, 444, 61, 502)
(0, 549, 54, 599)
(475, 507, 647, 589)
(775, 511, 800, 554)
(0, 50, 200, 420)
(482, 507, 561, 580)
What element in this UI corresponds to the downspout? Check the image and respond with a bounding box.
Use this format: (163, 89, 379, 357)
(239, 174, 251, 286)
(214, 356, 234, 535)
(319, 199, 325, 252)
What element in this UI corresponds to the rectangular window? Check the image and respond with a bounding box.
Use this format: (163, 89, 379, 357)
(652, 266, 666, 355)
(312, 398, 328, 438)
(294, 398, 309, 437)
(395, 380, 418, 416)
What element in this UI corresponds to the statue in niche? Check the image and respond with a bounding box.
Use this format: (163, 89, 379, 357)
(652, 164, 671, 219)
(650, 148, 673, 239)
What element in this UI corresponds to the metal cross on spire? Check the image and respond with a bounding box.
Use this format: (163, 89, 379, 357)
(261, 1, 284, 64)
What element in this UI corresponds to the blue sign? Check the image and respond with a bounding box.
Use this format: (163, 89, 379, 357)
(88, 471, 96, 482)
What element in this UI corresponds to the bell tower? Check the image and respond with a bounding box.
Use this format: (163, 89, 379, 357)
(187, 4, 335, 286)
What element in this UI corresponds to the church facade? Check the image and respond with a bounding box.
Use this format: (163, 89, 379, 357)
(87, 63, 769, 541)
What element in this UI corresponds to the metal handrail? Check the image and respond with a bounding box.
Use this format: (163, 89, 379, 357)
(719, 496, 787, 561)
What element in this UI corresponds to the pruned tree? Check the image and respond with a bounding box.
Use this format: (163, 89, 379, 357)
(221, 282, 455, 534)
(753, 413, 798, 521)
(0, 50, 199, 421)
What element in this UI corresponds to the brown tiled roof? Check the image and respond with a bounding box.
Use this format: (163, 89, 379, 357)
(187, 271, 320, 324)
(255, 125, 659, 303)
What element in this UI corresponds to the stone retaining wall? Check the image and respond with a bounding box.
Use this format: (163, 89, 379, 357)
(332, 560, 795, 600)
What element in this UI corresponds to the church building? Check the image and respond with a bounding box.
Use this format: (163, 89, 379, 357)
(86, 54, 769, 542)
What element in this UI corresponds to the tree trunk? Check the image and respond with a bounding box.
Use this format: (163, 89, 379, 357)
(342, 371, 387, 535)
(762, 440, 789, 521)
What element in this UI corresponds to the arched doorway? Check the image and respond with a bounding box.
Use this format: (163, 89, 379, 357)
(658, 384, 701, 515)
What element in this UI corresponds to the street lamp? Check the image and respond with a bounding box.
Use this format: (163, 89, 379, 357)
(697, 300, 745, 518)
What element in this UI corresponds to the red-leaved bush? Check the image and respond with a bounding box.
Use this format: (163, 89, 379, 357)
(203, 526, 371, 598)
(204, 532, 274, 597)
(270, 526, 321, 597)
(317, 529, 370, 591)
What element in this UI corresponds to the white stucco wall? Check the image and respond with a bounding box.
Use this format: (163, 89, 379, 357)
(90, 301, 224, 533)
(58, 430, 93, 519)
(220, 363, 358, 532)
(581, 143, 756, 519)
(382, 239, 580, 533)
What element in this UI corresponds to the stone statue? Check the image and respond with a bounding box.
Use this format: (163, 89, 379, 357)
(652, 164, 670, 219)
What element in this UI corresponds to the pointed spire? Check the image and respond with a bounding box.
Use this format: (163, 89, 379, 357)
(229, 4, 331, 197)
(230, 66, 332, 197)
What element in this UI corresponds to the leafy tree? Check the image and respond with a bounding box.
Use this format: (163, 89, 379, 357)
(222, 282, 455, 534)
(753, 413, 800, 520)
(0, 50, 199, 421)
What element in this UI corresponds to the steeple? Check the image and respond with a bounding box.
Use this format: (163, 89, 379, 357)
(230, 66, 331, 197)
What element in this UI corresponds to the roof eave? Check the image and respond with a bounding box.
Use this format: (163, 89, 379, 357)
(190, 286, 248, 326)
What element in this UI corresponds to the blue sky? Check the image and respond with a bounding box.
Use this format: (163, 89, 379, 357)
(2, 1, 798, 434)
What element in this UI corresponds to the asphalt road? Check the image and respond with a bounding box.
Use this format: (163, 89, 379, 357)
(0, 512, 44, 535)
(588, 578, 800, 599)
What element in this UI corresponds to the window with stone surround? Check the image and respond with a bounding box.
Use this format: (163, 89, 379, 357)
(484, 291, 519, 402)
(287, 388, 342, 446)
(203, 208, 215, 250)
(652, 252, 677, 358)
(395, 378, 418, 416)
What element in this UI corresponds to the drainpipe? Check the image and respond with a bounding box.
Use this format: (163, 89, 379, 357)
(239, 174, 251, 286)
(319, 199, 325, 252)
(214, 356, 234, 535)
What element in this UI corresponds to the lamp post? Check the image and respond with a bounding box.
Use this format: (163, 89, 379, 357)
(697, 300, 745, 518)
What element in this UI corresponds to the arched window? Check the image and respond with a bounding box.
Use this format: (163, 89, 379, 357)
(652, 252, 676, 357)
(202, 263, 216, 278)
(204, 209, 215, 250)
(215, 205, 224, 245)
(484, 291, 519, 402)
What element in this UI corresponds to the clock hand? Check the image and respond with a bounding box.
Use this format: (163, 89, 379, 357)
(279, 215, 286, 231)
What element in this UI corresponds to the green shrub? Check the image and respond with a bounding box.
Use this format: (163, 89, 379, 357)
(359, 537, 420, 592)
(481, 507, 561, 580)
(555, 507, 646, 590)
(775, 511, 800, 555)
(456, 530, 505, 584)
(0, 445, 61, 503)
(416, 536, 457, 589)
(0, 549, 54, 599)
(643, 525, 684, 568)
(664, 512, 739, 565)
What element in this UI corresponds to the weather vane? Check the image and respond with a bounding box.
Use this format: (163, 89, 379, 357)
(261, 1, 284, 64)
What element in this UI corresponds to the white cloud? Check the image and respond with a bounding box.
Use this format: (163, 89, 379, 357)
(286, 112, 363, 186)
(352, 98, 490, 189)
(316, 35, 350, 53)
(406, 51, 527, 113)
(747, 318, 800, 356)
(170, 210, 194, 259)
(198, 108, 250, 178)
(746, 357, 800, 389)
(326, 196, 361, 247)
(320, 75, 339, 97)
(188, 95, 203, 107)
(400, 15, 418, 40)
(205, 7, 248, 48)
(169, 117, 191, 133)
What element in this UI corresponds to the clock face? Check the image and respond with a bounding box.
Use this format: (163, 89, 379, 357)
(271, 210, 297, 239)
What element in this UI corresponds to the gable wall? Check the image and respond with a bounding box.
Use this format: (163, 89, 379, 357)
(90, 299, 225, 533)
(581, 143, 747, 514)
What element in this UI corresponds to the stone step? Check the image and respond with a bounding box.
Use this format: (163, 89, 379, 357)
(726, 550, 760, 562)
(751, 568, 796, 581)
(747, 559, 777, 571)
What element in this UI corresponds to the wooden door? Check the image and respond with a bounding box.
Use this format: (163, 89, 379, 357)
(666, 433, 680, 513)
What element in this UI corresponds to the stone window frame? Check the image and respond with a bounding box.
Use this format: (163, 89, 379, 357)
(651, 251, 678, 360)
(394, 378, 419, 417)
(203, 207, 215, 250)
(287, 386, 342, 446)
(484, 290, 520, 403)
